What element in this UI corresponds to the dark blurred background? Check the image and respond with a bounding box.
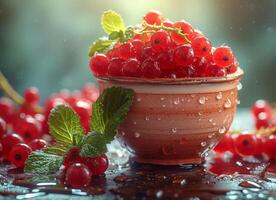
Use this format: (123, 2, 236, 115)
(0, 0, 276, 107)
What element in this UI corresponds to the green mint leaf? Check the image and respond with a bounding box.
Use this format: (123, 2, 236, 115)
(88, 37, 114, 57)
(49, 105, 84, 146)
(80, 132, 107, 157)
(43, 143, 71, 156)
(25, 151, 63, 175)
(101, 10, 125, 34)
(108, 30, 125, 41)
(90, 87, 134, 138)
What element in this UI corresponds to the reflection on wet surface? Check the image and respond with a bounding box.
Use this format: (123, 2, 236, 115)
(0, 140, 275, 199)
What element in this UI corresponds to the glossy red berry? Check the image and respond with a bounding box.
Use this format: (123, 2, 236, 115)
(108, 58, 124, 76)
(141, 58, 161, 78)
(206, 64, 226, 77)
(191, 36, 212, 57)
(65, 163, 91, 188)
(163, 20, 173, 28)
(0, 117, 7, 138)
(234, 133, 258, 156)
(0, 97, 14, 122)
(73, 100, 92, 133)
(63, 147, 84, 167)
(122, 58, 142, 77)
(213, 46, 234, 68)
(255, 112, 271, 129)
(142, 46, 155, 59)
(1, 133, 24, 160)
(226, 59, 239, 74)
(157, 51, 176, 72)
(143, 10, 163, 25)
(193, 57, 208, 77)
(9, 143, 32, 167)
(24, 87, 40, 104)
(251, 100, 273, 120)
(189, 29, 204, 41)
(29, 139, 48, 151)
(131, 40, 144, 59)
(89, 54, 109, 76)
(173, 45, 194, 66)
(118, 43, 134, 60)
(150, 30, 171, 53)
(263, 135, 276, 159)
(213, 134, 235, 154)
(171, 21, 193, 44)
(84, 154, 108, 176)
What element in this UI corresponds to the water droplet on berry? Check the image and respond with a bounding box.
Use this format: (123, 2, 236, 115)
(171, 128, 177, 133)
(224, 98, 232, 108)
(137, 98, 141, 102)
(201, 141, 207, 147)
(198, 96, 206, 104)
(218, 126, 226, 134)
(237, 82, 243, 90)
(145, 116, 150, 121)
(216, 92, 223, 100)
(134, 132, 140, 138)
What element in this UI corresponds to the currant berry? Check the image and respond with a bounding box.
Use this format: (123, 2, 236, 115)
(73, 100, 92, 133)
(163, 20, 173, 28)
(1, 133, 24, 160)
(189, 29, 204, 41)
(191, 36, 212, 57)
(255, 112, 271, 129)
(9, 143, 32, 167)
(213, 46, 234, 68)
(263, 135, 276, 159)
(84, 154, 108, 176)
(173, 45, 194, 66)
(89, 54, 109, 76)
(142, 46, 155, 59)
(24, 87, 40, 104)
(171, 21, 193, 44)
(0, 97, 14, 122)
(226, 59, 239, 74)
(141, 58, 161, 78)
(118, 42, 134, 60)
(108, 58, 124, 76)
(251, 100, 273, 120)
(143, 10, 163, 25)
(234, 133, 258, 156)
(29, 139, 48, 151)
(0, 117, 7, 138)
(65, 163, 91, 188)
(213, 134, 235, 154)
(131, 40, 144, 59)
(150, 30, 171, 53)
(63, 147, 84, 167)
(206, 64, 226, 77)
(157, 51, 176, 72)
(193, 57, 208, 77)
(122, 58, 142, 77)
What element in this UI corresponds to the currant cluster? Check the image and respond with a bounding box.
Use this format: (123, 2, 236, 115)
(90, 10, 239, 79)
(63, 147, 108, 188)
(0, 83, 99, 168)
(213, 99, 276, 160)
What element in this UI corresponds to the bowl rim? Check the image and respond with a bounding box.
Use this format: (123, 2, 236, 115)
(96, 68, 244, 85)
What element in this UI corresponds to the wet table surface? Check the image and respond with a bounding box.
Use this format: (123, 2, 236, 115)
(0, 110, 275, 200)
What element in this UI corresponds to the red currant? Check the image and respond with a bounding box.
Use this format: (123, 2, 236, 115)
(157, 51, 176, 72)
(143, 10, 163, 25)
(65, 163, 91, 188)
(206, 64, 226, 77)
(171, 21, 193, 44)
(73, 100, 92, 133)
(89, 54, 109, 76)
(1, 133, 24, 160)
(9, 143, 32, 167)
(213, 134, 235, 154)
(29, 139, 48, 151)
(150, 30, 171, 53)
(131, 40, 144, 59)
(108, 58, 124, 76)
(173, 45, 194, 67)
(213, 46, 234, 68)
(0, 97, 14, 122)
(163, 20, 173, 28)
(251, 100, 273, 120)
(0, 117, 7, 138)
(84, 154, 108, 176)
(142, 46, 155, 59)
(234, 133, 258, 156)
(24, 87, 40, 104)
(263, 135, 276, 159)
(141, 58, 161, 78)
(63, 147, 84, 167)
(193, 57, 208, 77)
(122, 58, 142, 77)
(255, 112, 271, 129)
(226, 59, 239, 74)
(191, 36, 212, 57)
(118, 42, 134, 60)
(189, 29, 204, 41)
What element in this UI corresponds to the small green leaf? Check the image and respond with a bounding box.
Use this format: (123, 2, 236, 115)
(49, 105, 84, 146)
(108, 31, 120, 40)
(80, 132, 107, 157)
(88, 37, 114, 57)
(43, 143, 71, 156)
(101, 10, 125, 34)
(25, 151, 63, 175)
(90, 87, 134, 138)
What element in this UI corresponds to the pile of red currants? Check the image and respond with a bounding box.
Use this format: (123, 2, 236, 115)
(213, 100, 276, 160)
(0, 84, 109, 187)
(90, 10, 239, 79)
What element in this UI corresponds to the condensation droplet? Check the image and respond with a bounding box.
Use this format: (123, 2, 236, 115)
(198, 112, 203, 116)
(218, 109, 222, 113)
(174, 98, 180, 105)
(171, 128, 177, 133)
(212, 122, 217, 126)
(201, 141, 207, 147)
(145, 116, 150, 121)
(191, 94, 195, 98)
(157, 117, 161, 121)
(134, 132, 140, 138)
(237, 82, 243, 90)
(133, 121, 137, 125)
(181, 98, 185, 102)
(198, 96, 206, 105)
(160, 97, 165, 101)
(236, 99, 241, 105)
(218, 126, 226, 134)
(208, 133, 215, 138)
(208, 118, 213, 123)
(187, 99, 191, 103)
(137, 98, 141, 102)
(216, 92, 223, 100)
(198, 118, 202, 121)
(121, 131, 126, 136)
(162, 104, 166, 108)
(224, 98, 232, 109)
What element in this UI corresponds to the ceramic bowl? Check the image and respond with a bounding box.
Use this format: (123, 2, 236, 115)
(96, 69, 243, 165)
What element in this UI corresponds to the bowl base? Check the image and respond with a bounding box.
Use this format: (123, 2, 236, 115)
(132, 156, 203, 166)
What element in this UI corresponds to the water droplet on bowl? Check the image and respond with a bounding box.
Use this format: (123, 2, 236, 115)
(208, 133, 215, 138)
(160, 97, 165, 101)
(162, 104, 166, 108)
(134, 132, 140, 138)
(198, 96, 206, 105)
(208, 118, 213, 123)
(201, 141, 207, 147)
(212, 122, 217, 126)
(145, 116, 150, 121)
(173, 98, 180, 105)
(216, 92, 223, 100)
(218, 109, 223, 113)
(187, 99, 191, 103)
(171, 128, 177, 133)
(191, 94, 195, 98)
(137, 98, 141, 102)
(157, 117, 161, 121)
(198, 112, 203, 116)
(237, 82, 243, 90)
(224, 98, 232, 108)
(218, 126, 226, 134)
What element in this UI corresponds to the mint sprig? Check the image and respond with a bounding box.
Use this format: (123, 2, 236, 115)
(101, 10, 125, 34)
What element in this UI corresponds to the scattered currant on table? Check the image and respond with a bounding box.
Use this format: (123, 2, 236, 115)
(88, 10, 240, 79)
(65, 163, 92, 188)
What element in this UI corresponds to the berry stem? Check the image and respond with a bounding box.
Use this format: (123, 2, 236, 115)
(0, 71, 44, 113)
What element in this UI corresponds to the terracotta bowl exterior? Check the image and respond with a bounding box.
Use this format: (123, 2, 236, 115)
(96, 69, 244, 165)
